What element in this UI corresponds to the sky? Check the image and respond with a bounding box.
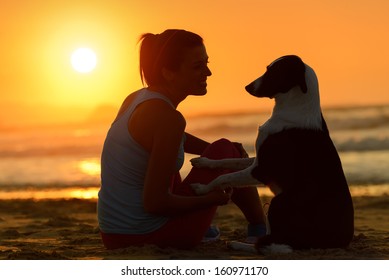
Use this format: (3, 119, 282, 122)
(1, 0, 389, 126)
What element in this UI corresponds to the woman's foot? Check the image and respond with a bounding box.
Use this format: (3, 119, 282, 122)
(202, 225, 220, 242)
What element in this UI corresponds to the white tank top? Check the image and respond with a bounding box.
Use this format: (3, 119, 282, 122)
(98, 88, 185, 234)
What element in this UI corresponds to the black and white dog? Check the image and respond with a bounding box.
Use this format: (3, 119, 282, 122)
(191, 55, 354, 251)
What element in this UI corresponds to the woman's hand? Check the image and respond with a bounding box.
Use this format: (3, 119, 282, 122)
(207, 187, 233, 206)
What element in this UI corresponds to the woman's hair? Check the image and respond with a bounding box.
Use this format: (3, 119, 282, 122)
(138, 29, 204, 86)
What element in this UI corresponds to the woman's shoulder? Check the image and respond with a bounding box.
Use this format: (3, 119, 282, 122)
(131, 98, 186, 134)
(129, 98, 186, 152)
(142, 98, 184, 119)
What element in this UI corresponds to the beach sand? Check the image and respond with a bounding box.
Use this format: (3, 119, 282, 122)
(0, 194, 388, 260)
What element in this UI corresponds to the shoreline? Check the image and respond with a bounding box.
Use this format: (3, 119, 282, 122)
(0, 184, 388, 200)
(0, 195, 388, 260)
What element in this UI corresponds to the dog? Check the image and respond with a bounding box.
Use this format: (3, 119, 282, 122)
(191, 55, 354, 251)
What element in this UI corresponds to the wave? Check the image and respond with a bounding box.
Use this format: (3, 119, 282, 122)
(1, 105, 388, 189)
(334, 137, 389, 152)
(187, 105, 389, 152)
(0, 145, 102, 158)
(1, 105, 389, 157)
(323, 105, 389, 131)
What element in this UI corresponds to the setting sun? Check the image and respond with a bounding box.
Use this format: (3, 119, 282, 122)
(71, 47, 97, 73)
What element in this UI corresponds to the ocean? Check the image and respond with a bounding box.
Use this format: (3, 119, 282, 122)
(1, 105, 389, 199)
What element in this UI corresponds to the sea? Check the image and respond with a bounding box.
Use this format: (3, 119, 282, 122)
(1, 105, 389, 199)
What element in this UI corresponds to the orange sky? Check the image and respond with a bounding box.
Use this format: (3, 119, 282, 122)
(1, 0, 389, 126)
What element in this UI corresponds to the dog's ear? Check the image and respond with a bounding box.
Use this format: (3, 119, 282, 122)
(292, 56, 308, 93)
(298, 76, 308, 93)
(296, 61, 308, 93)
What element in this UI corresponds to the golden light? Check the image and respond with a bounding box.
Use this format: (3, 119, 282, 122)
(0, 187, 99, 200)
(71, 47, 97, 73)
(79, 159, 100, 176)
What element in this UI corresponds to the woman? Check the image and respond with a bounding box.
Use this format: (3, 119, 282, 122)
(97, 29, 266, 250)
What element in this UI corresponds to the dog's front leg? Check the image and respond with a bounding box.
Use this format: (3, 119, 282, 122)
(191, 165, 260, 195)
(191, 157, 254, 170)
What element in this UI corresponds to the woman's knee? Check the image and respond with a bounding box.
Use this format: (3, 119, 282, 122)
(202, 138, 240, 159)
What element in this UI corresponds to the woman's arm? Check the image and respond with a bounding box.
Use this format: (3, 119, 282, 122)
(185, 132, 248, 158)
(183, 132, 210, 155)
(133, 101, 229, 216)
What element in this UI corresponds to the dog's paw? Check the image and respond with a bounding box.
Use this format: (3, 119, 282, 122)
(191, 183, 211, 195)
(190, 157, 215, 168)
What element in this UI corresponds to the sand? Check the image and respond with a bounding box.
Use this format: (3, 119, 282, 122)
(0, 194, 388, 260)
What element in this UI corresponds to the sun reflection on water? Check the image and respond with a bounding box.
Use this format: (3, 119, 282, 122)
(78, 159, 100, 176)
(0, 187, 99, 200)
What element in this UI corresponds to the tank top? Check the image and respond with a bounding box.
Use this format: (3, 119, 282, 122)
(97, 88, 185, 234)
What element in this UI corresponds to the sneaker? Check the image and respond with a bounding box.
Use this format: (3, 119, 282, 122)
(245, 223, 267, 244)
(202, 225, 220, 242)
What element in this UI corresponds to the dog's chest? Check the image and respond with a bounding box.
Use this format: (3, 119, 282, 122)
(256, 119, 288, 151)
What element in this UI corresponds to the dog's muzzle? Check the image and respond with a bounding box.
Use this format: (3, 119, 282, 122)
(245, 76, 265, 97)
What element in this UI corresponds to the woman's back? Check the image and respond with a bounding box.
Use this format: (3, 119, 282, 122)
(98, 88, 184, 234)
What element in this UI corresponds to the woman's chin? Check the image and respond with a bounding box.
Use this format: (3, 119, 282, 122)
(190, 87, 208, 96)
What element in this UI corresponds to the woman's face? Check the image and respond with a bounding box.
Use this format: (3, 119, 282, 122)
(170, 44, 212, 96)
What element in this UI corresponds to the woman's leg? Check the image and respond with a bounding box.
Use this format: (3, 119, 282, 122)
(101, 139, 233, 250)
(149, 138, 266, 249)
(101, 139, 266, 250)
(177, 138, 267, 238)
(175, 138, 245, 194)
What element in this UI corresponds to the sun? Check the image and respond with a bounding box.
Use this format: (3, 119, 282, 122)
(71, 47, 97, 73)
